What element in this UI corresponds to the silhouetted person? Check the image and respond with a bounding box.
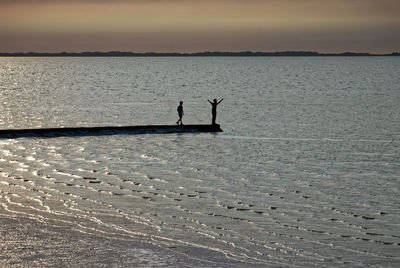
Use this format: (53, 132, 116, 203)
(208, 98, 223, 125)
(176, 101, 184, 125)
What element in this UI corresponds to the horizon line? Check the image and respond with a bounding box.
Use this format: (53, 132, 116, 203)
(1, 51, 399, 57)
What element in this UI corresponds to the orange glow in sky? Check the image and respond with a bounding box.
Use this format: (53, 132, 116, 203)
(0, 0, 399, 53)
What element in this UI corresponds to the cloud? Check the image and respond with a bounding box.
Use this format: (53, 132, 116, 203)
(0, 0, 398, 53)
(0, 0, 170, 3)
(0, 0, 273, 4)
(0, 0, 133, 4)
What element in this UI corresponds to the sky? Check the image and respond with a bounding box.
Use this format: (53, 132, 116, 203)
(0, 0, 399, 53)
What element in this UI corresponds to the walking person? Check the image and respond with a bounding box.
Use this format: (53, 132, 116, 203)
(208, 98, 223, 125)
(176, 101, 184, 125)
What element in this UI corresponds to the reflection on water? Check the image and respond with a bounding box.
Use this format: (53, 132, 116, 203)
(0, 57, 399, 267)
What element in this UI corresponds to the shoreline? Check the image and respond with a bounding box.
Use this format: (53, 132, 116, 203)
(0, 51, 399, 57)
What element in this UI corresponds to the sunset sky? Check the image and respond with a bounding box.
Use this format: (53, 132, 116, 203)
(0, 0, 399, 53)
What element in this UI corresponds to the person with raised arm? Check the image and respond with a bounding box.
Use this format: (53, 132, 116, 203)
(208, 98, 223, 125)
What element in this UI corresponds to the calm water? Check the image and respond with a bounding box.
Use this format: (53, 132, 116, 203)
(0, 57, 399, 267)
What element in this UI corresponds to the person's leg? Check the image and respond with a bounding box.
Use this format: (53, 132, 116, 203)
(177, 114, 182, 125)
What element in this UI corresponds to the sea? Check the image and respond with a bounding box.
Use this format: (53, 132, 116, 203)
(0, 56, 399, 267)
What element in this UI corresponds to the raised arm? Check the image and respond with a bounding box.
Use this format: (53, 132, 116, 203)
(217, 98, 224, 104)
(208, 100, 212, 104)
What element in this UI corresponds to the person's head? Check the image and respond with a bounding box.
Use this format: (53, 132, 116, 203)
(213, 99, 217, 103)
(180, 101, 183, 105)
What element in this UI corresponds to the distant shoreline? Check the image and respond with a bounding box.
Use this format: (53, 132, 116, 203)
(0, 51, 399, 57)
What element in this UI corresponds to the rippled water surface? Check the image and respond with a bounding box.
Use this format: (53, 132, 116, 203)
(1, 57, 399, 267)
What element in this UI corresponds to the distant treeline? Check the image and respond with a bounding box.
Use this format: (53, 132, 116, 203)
(0, 51, 399, 57)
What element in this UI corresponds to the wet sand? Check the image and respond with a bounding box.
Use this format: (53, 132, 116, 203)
(0, 209, 245, 267)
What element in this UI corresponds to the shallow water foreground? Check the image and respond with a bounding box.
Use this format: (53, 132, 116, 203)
(0, 213, 245, 267)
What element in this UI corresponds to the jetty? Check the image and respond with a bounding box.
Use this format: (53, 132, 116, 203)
(0, 124, 223, 138)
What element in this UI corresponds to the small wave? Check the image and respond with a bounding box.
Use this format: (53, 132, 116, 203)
(1, 149, 14, 156)
(26, 156, 36, 161)
(219, 135, 397, 143)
